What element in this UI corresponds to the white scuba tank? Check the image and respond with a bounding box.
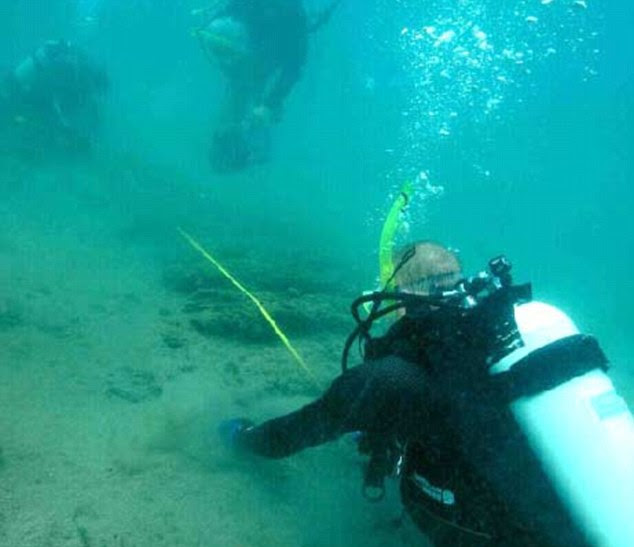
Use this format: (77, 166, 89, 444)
(489, 301, 634, 547)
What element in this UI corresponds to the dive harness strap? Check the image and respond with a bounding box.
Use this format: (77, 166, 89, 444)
(489, 334, 608, 403)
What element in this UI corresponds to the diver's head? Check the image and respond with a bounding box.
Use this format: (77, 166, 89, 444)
(393, 241, 462, 296)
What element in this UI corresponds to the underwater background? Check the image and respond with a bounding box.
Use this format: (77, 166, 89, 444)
(0, 0, 632, 545)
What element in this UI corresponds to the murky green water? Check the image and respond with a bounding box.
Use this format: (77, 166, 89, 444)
(0, 1, 631, 545)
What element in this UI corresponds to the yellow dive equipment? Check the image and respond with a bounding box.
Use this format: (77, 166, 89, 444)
(194, 16, 251, 67)
(378, 180, 415, 290)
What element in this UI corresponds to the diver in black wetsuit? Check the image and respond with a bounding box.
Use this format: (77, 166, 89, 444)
(219, 242, 609, 546)
(196, 0, 342, 172)
(0, 40, 108, 153)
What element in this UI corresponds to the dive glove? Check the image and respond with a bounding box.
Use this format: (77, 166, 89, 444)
(218, 418, 254, 449)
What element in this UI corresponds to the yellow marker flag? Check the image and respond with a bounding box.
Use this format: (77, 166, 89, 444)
(379, 180, 415, 289)
(178, 228, 318, 386)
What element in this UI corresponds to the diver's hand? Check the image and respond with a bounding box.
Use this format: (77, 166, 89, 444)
(218, 418, 254, 450)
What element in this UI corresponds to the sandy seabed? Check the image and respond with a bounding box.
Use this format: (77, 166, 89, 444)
(0, 158, 426, 547)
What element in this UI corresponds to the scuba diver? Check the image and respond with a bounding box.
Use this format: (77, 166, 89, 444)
(195, 0, 342, 173)
(219, 241, 634, 546)
(0, 40, 108, 154)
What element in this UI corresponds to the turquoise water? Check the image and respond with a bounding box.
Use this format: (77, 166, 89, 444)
(0, 1, 632, 545)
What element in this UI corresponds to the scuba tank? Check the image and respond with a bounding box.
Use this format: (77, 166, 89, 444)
(488, 299, 634, 546)
(343, 256, 634, 545)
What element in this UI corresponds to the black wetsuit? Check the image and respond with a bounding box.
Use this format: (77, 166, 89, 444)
(238, 355, 530, 546)
(207, 0, 308, 171)
(236, 307, 604, 546)
(215, 0, 308, 114)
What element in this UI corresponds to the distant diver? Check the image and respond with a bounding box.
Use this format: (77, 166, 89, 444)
(0, 40, 108, 155)
(195, 0, 342, 173)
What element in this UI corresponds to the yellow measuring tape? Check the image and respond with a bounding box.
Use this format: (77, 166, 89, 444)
(178, 228, 318, 385)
